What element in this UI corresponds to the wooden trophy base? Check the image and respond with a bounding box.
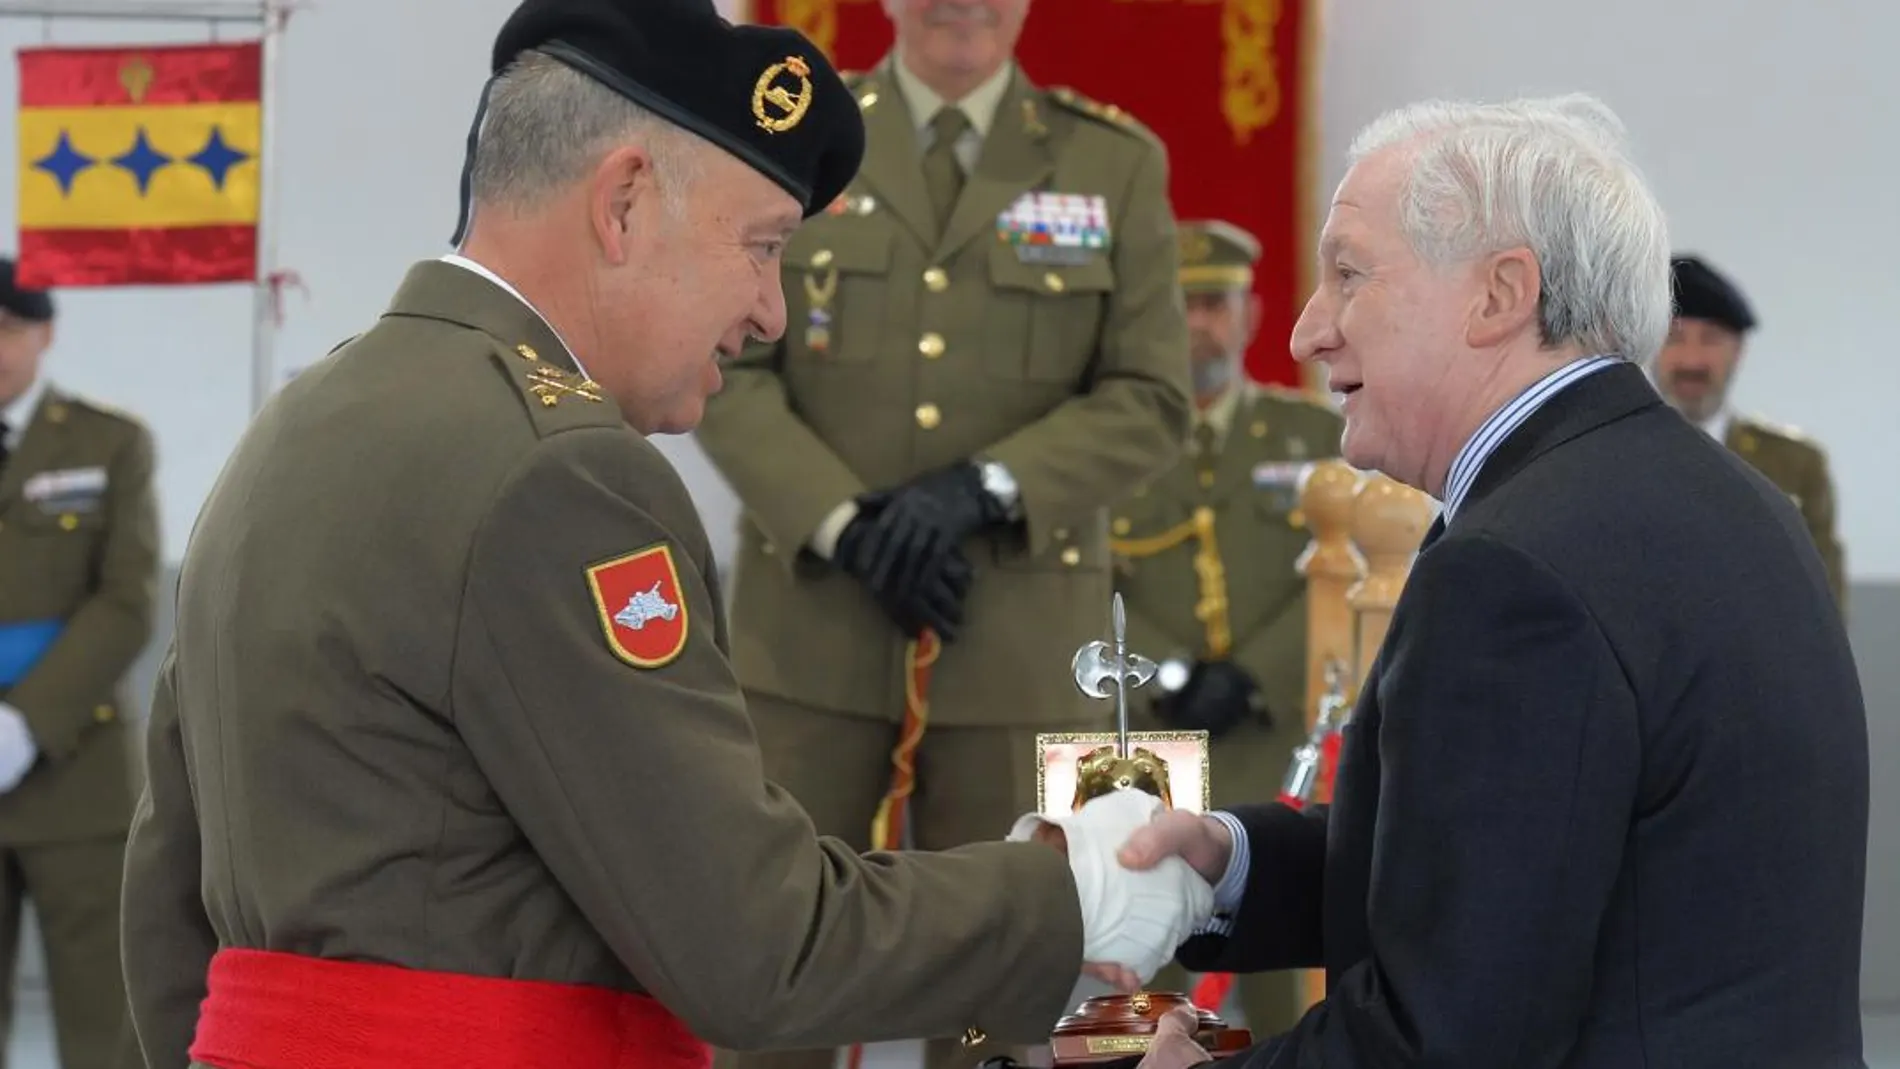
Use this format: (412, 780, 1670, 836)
(1048, 991, 1252, 1066)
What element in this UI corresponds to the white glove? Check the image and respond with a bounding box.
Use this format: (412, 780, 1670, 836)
(0, 704, 38, 794)
(1010, 788, 1214, 983)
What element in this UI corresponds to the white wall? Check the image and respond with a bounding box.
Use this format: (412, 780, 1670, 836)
(2, 0, 1893, 574)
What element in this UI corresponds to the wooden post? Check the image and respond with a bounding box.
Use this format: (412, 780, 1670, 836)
(1294, 459, 1364, 733)
(1346, 474, 1437, 677)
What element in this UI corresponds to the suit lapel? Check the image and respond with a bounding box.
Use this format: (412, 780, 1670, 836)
(849, 60, 939, 251)
(0, 389, 66, 511)
(936, 71, 1055, 261)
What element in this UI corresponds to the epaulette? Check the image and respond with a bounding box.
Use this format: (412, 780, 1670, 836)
(1738, 413, 1822, 451)
(492, 340, 617, 438)
(56, 390, 145, 428)
(1046, 86, 1155, 141)
(1259, 382, 1338, 413)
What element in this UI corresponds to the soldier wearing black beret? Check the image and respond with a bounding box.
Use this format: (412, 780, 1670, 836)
(1656, 254, 1846, 612)
(119, 1, 1213, 1067)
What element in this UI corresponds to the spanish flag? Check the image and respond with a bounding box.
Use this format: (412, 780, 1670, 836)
(15, 41, 262, 288)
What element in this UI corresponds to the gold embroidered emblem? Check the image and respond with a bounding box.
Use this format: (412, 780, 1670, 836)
(752, 56, 814, 134)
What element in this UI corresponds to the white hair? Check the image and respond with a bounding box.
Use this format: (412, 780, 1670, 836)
(468, 52, 706, 219)
(1347, 93, 1672, 365)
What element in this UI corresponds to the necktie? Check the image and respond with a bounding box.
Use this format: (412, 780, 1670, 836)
(922, 107, 971, 232)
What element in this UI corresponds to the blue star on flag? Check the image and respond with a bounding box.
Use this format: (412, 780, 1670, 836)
(112, 127, 173, 195)
(32, 130, 95, 196)
(188, 126, 250, 190)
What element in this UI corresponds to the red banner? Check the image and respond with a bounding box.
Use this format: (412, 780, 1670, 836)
(15, 41, 263, 287)
(742, 0, 1320, 387)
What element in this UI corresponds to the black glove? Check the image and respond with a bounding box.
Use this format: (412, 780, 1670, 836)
(834, 503, 974, 642)
(859, 461, 1011, 564)
(1155, 659, 1263, 739)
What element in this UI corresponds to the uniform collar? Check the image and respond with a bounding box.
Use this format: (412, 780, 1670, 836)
(890, 55, 1016, 142)
(1195, 381, 1247, 448)
(1, 374, 48, 449)
(439, 253, 591, 381)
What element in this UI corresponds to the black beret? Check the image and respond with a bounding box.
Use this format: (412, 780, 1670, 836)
(0, 259, 54, 323)
(490, 0, 862, 220)
(1671, 254, 1755, 334)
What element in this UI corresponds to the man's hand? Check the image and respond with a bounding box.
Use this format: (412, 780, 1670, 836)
(1117, 810, 1234, 887)
(1154, 660, 1261, 739)
(1137, 1006, 1214, 1069)
(834, 505, 974, 641)
(862, 461, 1008, 562)
(1009, 789, 1214, 987)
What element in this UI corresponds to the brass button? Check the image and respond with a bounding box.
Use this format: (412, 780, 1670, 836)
(1112, 517, 1131, 535)
(1052, 527, 1070, 541)
(1060, 546, 1082, 566)
(93, 705, 114, 723)
(1043, 272, 1065, 293)
(859, 90, 879, 110)
(59, 514, 78, 531)
(810, 249, 834, 268)
(1251, 420, 1268, 438)
(1198, 471, 1215, 489)
(916, 403, 942, 430)
(919, 333, 946, 359)
(961, 1027, 986, 1047)
(923, 267, 948, 291)
(762, 542, 776, 556)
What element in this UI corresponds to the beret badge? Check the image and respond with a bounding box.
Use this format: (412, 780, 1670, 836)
(753, 55, 814, 134)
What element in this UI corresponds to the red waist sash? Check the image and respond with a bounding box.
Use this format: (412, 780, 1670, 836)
(190, 947, 710, 1069)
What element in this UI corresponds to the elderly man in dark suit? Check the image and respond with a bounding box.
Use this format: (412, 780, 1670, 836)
(1120, 93, 1870, 1069)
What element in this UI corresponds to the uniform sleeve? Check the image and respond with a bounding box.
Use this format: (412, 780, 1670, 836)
(1252, 536, 1641, 1068)
(121, 645, 218, 1068)
(694, 337, 869, 565)
(449, 427, 1085, 1052)
(981, 137, 1194, 557)
(11, 420, 160, 759)
(1798, 448, 1847, 617)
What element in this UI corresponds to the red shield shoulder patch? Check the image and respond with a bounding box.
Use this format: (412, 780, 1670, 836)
(585, 544, 689, 669)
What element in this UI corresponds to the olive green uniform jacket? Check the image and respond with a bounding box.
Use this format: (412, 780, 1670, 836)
(1724, 414, 1847, 614)
(694, 59, 1192, 727)
(118, 261, 1085, 1067)
(0, 386, 157, 843)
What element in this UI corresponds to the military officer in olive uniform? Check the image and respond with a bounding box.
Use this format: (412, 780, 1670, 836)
(1657, 254, 1846, 613)
(0, 260, 156, 1069)
(693, 1, 1192, 1062)
(1105, 221, 1340, 1037)
(119, 6, 1213, 1069)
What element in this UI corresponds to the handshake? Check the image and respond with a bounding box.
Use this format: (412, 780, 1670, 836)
(1008, 787, 1232, 990)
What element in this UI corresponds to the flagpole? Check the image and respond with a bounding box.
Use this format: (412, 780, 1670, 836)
(250, 0, 284, 413)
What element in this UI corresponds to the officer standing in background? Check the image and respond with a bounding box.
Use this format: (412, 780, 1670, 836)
(1106, 220, 1339, 1038)
(1657, 254, 1846, 612)
(0, 259, 157, 1069)
(692, 0, 1191, 1064)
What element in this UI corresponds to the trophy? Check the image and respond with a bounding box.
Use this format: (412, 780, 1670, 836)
(1033, 593, 1253, 1066)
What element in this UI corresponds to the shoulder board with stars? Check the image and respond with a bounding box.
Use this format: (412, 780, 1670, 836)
(55, 390, 147, 430)
(496, 341, 614, 434)
(1046, 86, 1153, 140)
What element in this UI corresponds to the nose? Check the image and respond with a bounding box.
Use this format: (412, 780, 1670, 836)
(751, 271, 789, 344)
(1289, 290, 1338, 365)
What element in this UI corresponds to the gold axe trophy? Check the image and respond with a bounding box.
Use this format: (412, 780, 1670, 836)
(1032, 593, 1252, 1066)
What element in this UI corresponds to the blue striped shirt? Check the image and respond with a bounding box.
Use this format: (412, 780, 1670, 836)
(1194, 354, 1619, 936)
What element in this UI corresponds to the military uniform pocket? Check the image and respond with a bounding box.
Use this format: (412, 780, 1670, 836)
(982, 242, 1116, 384)
(783, 230, 893, 365)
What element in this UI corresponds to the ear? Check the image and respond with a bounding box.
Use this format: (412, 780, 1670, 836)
(1242, 292, 1264, 348)
(588, 144, 653, 266)
(1466, 246, 1541, 349)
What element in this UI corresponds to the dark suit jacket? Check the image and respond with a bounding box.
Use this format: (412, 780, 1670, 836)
(1177, 361, 1869, 1069)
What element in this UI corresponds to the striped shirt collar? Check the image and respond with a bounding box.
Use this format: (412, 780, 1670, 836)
(1441, 354, 1619, 519)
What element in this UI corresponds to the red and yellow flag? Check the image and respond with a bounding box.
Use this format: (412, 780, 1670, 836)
(15, 41, 262, 288)
(740, 0, 1320, 388)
